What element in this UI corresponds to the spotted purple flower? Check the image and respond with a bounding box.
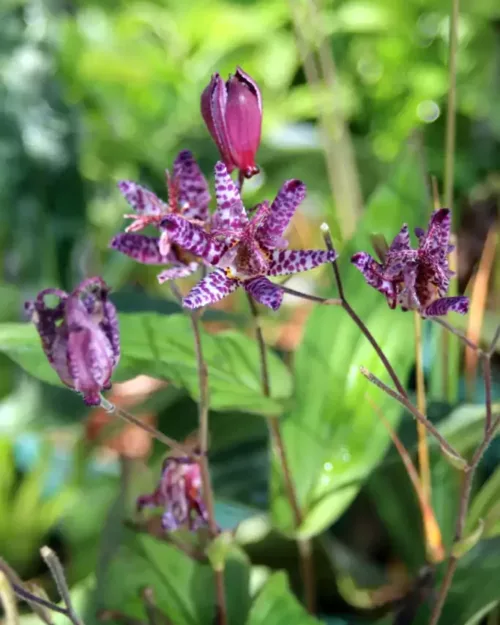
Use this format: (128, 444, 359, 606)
(351, 208, 469, 317)
(110, 150, 210, 283)
(137, 455, 208, 532)
(160, 161, 336, 311)
(25, 277, 120, 406)
(201, 68, 262, 179)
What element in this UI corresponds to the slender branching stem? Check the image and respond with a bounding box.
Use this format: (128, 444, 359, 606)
(277, 283, 342, 306)
(99, 397, 194, 457)
(360, 367, 466, 465)
(168, 282, 227, 625)
(246, 293, 316, 613)
(41, 547, 85, 625)
(432, 318, 484, 354)
(322, 228, 407, 398)
(188, 313, 227, 625)
(428, 324, 500, 624)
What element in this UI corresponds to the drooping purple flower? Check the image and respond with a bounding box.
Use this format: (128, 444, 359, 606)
(137, 455, 208, 532)
(110, 150, 210, 283)
(201, 68, 262, 179)
(160, 161, 336, 311)
(25, 277, 120, 405)
(351, 209, 469, 317)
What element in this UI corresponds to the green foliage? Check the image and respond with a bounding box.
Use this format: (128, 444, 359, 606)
(0, 313, 292, 416)
(246, 572, 321, 625)
(271, 146, 428, 537)
(102, 530, 250, 625)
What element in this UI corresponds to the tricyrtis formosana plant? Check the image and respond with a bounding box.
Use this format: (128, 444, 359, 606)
(2, 64, 498, 625)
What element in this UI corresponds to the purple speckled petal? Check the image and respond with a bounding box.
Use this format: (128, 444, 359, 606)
(243, 276, 283, 311)
(25, 288, 68, 365)
(65, 296, 115, 405)
(388, 224, 411, 254)
(421, 208, 451, 263)
(268, 249, 336, 276)
(157, 262, 199, 284)
(110, 233, 177, 265)
(212, 161, 248, 232)
(118, 180, 168, 216)
(259, 179, 306, 245)
(73, 277, 121, 369)
(383, 225, 417, 279)
(397, 261, 419, 311)
(351, 252, 398, 308)
(423, 296, 469, 317)
(173, 150, 211, 223)
(183, 269, 239, 309)
(161, 215, 227, 265)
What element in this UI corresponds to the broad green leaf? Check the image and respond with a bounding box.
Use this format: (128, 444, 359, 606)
(467, 464, 500, 538)
(272, 144, 428, 536)
(103, 530, 250, 625)
(0, 313, 292, 416)
(246, 572, 321, 625)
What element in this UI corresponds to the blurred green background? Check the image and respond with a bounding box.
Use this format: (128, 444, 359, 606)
(0, 0, 499, 624)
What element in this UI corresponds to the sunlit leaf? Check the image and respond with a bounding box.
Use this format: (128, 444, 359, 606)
(246, 572, 321, 625)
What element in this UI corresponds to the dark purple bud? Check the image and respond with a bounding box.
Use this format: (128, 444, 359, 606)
(201, 67, 262, 178)
(26, 277, 120, 405)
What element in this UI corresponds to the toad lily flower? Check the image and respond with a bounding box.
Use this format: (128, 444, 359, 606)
(25, 277, 120, 406)
(110, 150, 211, 283)
(137, 455, 208, 532)
(201, 67, 262, 178)
(351, 208, 469, 317)
(160, 161, 336, 311)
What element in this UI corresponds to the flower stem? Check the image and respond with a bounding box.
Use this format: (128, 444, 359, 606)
(99, 397, 194, 457)
(188, 312, 227, 625)
(277, 283, 342, 306)
(360, 367, 465, 465)
(41, 547, 85, 625)
(169, 282, 226, 625)
(322, 228, 407, 398)
(246, 294, 316, 613)
(414, 312, 442, 562)
(428, 326, 500, 624)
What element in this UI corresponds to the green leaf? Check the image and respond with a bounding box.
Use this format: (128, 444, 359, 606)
(436, 403, 500, 454)
(0, 313, 292, 416)
(452, 519, 484, 559)
(103, 530, 250, 625)
(414, 539, 500, 624)
(246, 572, 321, 625)
(272, 144, 428, 537)
(467, 464, 500, 538)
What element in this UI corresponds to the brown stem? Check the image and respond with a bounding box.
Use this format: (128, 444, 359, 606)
(360, 367, 466, 466)
(246, 294, 316, 613)
(189, 314, 227, 625)
(428, 415, 500, 622)
(322, 229, 408, 399)
(99, 397, 194, 457)
(488, 324, 500, 356)
(277, 283, 342, 306)
(433, 317, 484, 354)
